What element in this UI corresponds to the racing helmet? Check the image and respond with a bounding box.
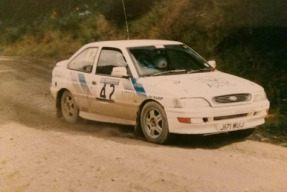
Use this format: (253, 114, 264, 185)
(153, 55, 167, 69)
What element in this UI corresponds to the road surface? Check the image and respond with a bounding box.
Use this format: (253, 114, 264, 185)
(0, 56, 287, 192)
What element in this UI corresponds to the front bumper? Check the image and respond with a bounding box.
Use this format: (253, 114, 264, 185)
(165, 100, 270, 134)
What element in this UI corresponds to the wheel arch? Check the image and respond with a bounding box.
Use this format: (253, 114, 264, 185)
(139, 99, 165, 114)
(55, 88, 69, 118)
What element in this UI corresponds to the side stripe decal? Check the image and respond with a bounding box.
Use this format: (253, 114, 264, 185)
(131, 78, 146, 97)
(78, 73, 91, 95)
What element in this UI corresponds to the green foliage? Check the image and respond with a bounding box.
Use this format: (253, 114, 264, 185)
(215, 0, 286, 29)
(215, 27, 287, 114)
(129, 0, 225, 57)
(0, 0, 96, 24)
(56, 14, 80, 31)
(99, 0, 160, 24)
(1, 25, 26, 44)
(261, 115, 287, 138)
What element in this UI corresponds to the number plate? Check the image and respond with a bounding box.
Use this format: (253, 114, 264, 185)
(218, 122, 245, 131)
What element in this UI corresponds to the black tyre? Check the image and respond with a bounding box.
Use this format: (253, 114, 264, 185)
(140, 102, 170, 144)
(229, 128, 255, 139)
(61, 90, 79, 123)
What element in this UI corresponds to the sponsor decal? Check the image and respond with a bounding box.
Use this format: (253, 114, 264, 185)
(100, 78, 120, 85)
(121, 90, 138, 103)
(148, 96, 163, 100)
(194, 76, 236, 88)
(122, 90, 135, 98)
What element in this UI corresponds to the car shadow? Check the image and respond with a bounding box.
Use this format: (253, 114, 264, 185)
(66, 119, 247, 149)
(168, 133, 247, 149)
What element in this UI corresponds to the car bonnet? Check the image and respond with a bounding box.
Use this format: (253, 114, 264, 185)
(137, 71, 263, 98)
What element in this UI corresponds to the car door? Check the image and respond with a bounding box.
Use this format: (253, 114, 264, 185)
(66, 47, 98, 112)
(88, 47, 139, 122)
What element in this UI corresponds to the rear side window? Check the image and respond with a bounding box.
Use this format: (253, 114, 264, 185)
(68, 48, 98, 73)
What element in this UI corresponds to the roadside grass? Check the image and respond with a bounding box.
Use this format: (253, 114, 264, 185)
(2, 32, 82, 59)
(251, 115, 287, 147)
(264, 114, 287, 137)
(1, 13, 125, 59)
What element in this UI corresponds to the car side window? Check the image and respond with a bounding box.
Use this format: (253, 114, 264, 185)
(96, 48, 130, 76)
(68, 48, 98, 73)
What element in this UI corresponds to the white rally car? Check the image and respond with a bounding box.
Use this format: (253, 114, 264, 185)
(50, 40, 270, 144)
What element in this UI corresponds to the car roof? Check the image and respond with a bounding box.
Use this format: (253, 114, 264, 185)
(84, 39, 183, 48)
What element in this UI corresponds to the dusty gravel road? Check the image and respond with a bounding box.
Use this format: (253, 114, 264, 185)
(0, 56, 287, 192)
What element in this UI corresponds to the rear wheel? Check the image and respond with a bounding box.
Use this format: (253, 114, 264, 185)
(61, 90, 79, 123)
(140, 102, 170, 144)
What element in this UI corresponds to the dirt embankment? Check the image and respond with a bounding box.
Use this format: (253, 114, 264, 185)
(0, 56, 287, 192)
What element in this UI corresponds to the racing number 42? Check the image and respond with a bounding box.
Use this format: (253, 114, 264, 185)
(100, 84, 115, 100)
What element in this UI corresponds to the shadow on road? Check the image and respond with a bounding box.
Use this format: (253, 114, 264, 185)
(169, 133, 246, 149)
(49, 118, 246, 149)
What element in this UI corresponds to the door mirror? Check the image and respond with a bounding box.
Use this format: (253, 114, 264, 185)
(208, 60, 216, 69)
(111, 67, 128, 78)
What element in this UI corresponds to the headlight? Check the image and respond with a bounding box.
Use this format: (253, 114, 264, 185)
(253, 91, 267, 102)
(180, 98, 211, 108)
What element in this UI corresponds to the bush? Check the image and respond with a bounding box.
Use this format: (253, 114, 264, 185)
(3, 26, 26, 44)
(56, 14, 80, 31)
(215, 27, 287, 114)
(261, 115, 287, 137)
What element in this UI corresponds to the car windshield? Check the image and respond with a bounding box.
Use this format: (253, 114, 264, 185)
(128, 44, 212, 77)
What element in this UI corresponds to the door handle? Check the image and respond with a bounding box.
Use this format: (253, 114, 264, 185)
(92, 81, 97, 85)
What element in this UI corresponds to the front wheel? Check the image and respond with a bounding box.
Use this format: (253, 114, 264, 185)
(61, 90, 79, 123)
(140, 102, 170, 144)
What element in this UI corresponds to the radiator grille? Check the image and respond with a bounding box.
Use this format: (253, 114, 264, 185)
(213, 94, 251, 103)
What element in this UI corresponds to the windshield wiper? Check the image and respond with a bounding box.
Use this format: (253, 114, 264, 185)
(187, 68, 213, 74)
(152, 69, 187, 76)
